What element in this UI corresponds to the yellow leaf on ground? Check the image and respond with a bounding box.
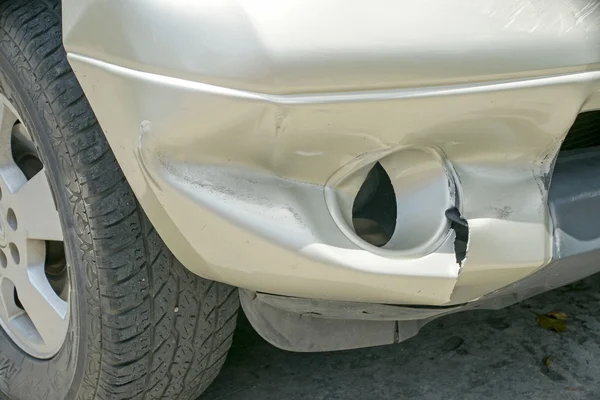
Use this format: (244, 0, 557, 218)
(536, 314, 567, 332)
(547, 312, 568, 321)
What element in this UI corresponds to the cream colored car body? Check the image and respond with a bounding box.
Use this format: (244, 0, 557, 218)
(61, 0, 600, 317)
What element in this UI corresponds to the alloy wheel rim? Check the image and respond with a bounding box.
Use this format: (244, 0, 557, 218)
(0, 93, 70, 359)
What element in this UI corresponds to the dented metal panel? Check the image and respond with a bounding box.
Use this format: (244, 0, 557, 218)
(62, 0, 600, 306)
(240, 147, 600, 352)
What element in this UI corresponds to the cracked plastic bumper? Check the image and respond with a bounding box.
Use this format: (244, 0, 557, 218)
(238, 147, 600, 351)
(63, 0, 600, 306)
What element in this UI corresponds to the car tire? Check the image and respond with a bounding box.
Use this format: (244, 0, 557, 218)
(0, 1, 239, 399)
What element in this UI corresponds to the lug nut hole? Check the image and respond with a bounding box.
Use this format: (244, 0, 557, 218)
(7, 208, 17, 231)
(9, 243, 19, 264)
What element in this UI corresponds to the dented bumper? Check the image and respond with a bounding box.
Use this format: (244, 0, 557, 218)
(63, 0, 600, 306)
(239, 147, 600, 352)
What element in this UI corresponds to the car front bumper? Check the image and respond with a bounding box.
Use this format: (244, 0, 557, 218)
(63, 0, 600, 306)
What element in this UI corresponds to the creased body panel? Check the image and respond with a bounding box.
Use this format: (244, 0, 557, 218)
(63, 0, 600, 305)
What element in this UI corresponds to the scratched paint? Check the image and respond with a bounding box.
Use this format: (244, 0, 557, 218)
(63, 0, 600, 305)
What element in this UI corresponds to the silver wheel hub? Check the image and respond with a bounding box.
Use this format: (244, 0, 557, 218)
(0, 93, 69, 359)
(0, 216, 6, 246)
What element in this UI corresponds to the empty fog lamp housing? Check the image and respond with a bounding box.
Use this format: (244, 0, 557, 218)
(325, 146, 458, 258)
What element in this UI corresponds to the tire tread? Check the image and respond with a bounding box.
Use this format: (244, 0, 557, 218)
(0, 1, 238, 399)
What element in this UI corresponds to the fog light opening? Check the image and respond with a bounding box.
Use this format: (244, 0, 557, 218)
(352, 162, 397, 247)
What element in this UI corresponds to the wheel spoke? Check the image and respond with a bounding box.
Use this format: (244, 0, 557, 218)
(0, 92, 69, 359)
(0, 95, 18, 166)
(13, 168, 63, 241)
(16, 266, 68, 349)
(0, 278, 18, 322)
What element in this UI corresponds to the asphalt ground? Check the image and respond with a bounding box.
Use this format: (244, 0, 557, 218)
(201, 273, 600, 400)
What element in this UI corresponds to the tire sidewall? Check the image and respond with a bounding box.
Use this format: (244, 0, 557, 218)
(0, 32, 90, 400)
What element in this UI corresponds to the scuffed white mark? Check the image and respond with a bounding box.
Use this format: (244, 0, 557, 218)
(504, 3, 528, 29)
(140, 120, 152, 133)
(575, 1, 600, 25)
(296, 151, 324, 157)
(139, 120, 152, 146)
(459, 0, 600, 34)
(136, 120, 152, 164)
(161, 161, 316, 243)
(136, 119, 167, 192)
